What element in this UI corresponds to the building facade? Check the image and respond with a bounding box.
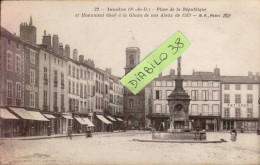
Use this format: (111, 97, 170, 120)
(221, 73, 260, 132)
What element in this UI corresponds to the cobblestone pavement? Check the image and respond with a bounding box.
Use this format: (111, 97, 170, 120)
(0, 131, 259, 165)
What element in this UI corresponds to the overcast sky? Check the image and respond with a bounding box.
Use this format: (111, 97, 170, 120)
(1, 1, 260, 77)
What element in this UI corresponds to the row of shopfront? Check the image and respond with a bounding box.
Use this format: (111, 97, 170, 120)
(148, 115, 259, 132)
(0, 107, 124, 138)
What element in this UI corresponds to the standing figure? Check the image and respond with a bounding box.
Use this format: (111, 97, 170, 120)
(230, 128, 237, 141)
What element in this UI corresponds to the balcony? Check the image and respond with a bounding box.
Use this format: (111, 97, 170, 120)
(43, 105, 49, 111)
(53, 106, 59, 112)
(6, 98, 12, 105)
(16, 99, 21, 106)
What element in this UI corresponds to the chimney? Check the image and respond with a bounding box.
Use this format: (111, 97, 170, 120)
(42, 30, 52, 50)
(192, 69, 195, 75)
(105, 68, 112, 75)
(65, 44, 70, 58)
(248, 71, 253, 78)
(170, 69, 175, 76)
(79, 55, 84, 62)
(59, 43, 64, 56)
(214, 66, 220, 76)
(73, 49, 78, 61)
(159, 73, 162, 78)
(52, 35, 59, 54)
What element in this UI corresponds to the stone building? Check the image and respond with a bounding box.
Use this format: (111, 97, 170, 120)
(221, 72, 260, 132)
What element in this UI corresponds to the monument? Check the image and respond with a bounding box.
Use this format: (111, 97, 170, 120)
(152, 57, 206, 140)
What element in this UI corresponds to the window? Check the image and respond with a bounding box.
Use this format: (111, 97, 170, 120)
(187, 81, 191, 87)
(76, 68, 79, 79)
(16, 82, 21, 98)
(61, 73, 64, 88)
(213, 81, 219, 87)
(68, 80, 71, 93)
(192, 81, 198, 87)
(68, 65, 71, 75)
(235, 94, 241, 103)
(235, 108, 241, 118)
(30, 69, 35, 85)
(44, 53, 47, 60)
(129, 99, 134, 109)
(224, 84, 229, 90)
(191, 90, 198, 100)
(43, 90, 47, 105)
(155, 81, 161, 86)
(247, 84, 253, 90)
(247, 108, 253, 118)
(129, 55, 134, 65)
(15, 54, 21, 73)
(7, 80, 13, 97)
(72, 66, 75, 78)
(155, 104, 162, 113)
(16, 43, 19, 49)
(30, 50, 35, 64)
(166, 81, 173, 86)
(191, 104, 198, 115)
(54, 92, 58, 107)
(7, 51, 13, 71)
(61, 94, 64, 109)
(54, 70, 58, 87)
(224, 94, 230, 103)
(30, 92, 35, 107)
(183, 81, 187, 87)
(247, 94, 253, 103)
(8, 39, 11, 45)
(212, 91, 219, 101)
(44, 67, 48, 80)
(155, 90, 162, 99)
(235, 84, 241, 90)
(76, 83, 79, 95)
(202, 105, 209, 116)
(224, 108, 230, 118)
(212, 105, 219, 116)
(202, 81, 208, 87)
(202, 90, 209, 101)
(80, 69, 83, 79)
(166, 90, 172, 99)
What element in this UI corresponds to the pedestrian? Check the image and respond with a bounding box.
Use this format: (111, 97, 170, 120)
(230, 128, 237, 141)
(67, 126, 72, 140)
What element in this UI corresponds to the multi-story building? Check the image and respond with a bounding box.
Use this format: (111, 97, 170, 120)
(221, 72, 260, 132)
(149, 68, 221, 131)
(0, 27, 25, 137)
(38, 31, 70, 134)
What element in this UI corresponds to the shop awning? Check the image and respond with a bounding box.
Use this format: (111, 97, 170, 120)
(9, 107, 35, 120)
(43, 114, 56, 119)
(82, 118, 95, 127)
(96, 115, 112, 124)
(62, 115, 73, 120)
(27, 111, 49, 121)
(107, 115, 116, 122)
(117, 118, 123, 122)
(75, 117, 87, 125)
(0, 108, 19, 119)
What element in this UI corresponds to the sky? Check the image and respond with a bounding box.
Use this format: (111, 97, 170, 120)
(1, 1, 260, 77)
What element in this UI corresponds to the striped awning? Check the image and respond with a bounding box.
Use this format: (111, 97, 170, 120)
(96, 115, 112, 124)
(82, 118, 95, 127)
(9, 107, 35, 120)
(62, 115, 73, 120)
(107, 115, 116, 122)
(75, 117, 87, 125)
(43, 114, 56, 119)
(0, 108, 19, 119)
(27, 111, 49, 121)
(116, 118, 123, 122)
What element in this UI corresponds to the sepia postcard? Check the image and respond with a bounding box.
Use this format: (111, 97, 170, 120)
(0, 0, 259, 165)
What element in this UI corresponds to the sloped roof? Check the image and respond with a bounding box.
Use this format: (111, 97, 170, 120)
(221, 76, 260, 84)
